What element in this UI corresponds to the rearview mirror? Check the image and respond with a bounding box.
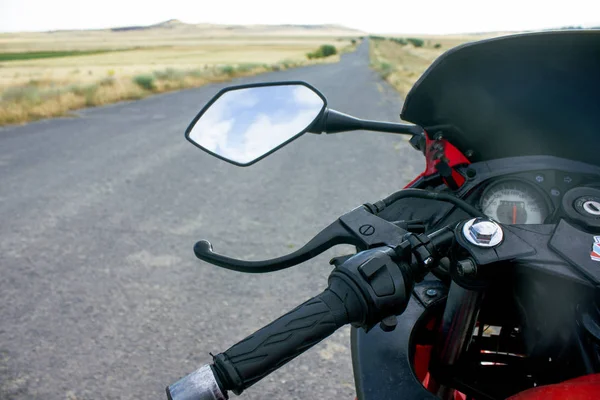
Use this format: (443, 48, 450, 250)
(186, 82, 327, 166)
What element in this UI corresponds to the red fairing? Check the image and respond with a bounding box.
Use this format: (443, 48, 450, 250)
(404, 131, 470, 189)
(508, 374, 600, 400)
(422, 134, 470, 176)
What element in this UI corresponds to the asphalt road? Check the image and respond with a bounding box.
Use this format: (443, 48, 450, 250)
(0, 40, 424, 400)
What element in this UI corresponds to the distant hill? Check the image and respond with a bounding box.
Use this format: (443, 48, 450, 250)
(106, 20, 364, 36)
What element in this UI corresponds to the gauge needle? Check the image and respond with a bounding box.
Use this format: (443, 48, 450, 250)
(512, 205, 517, 224)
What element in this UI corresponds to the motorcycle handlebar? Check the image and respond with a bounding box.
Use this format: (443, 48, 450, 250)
(167, 275, 366, 399)
(167, 244, 433, 399)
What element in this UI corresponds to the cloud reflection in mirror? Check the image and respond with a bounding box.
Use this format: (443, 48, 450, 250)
(188, 85, 324, 164)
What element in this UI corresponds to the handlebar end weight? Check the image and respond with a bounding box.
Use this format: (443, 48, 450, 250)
(167, 365, 228, 400)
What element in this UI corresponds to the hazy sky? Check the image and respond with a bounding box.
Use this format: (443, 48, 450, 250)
(1, 0, 599, 34)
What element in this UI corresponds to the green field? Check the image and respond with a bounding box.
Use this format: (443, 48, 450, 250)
(0, 49, 130, 62)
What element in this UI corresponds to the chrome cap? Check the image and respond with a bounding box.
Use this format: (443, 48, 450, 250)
(167, 364, 227, 400)
(462, 218, 503, 248)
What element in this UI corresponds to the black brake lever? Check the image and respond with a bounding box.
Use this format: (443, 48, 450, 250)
(193, 206, 409, 273)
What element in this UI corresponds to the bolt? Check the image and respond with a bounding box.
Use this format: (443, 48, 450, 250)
(423, 257, 434, 266)
(457, 259, 477, 277)
(379, 315, 398, 332)
(465, 149, 474, 157)
(425, 288, 438, 297)
(463, 218, 503, 247)
(469, 219, 499, 244)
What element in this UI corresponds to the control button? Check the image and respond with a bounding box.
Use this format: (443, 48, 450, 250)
(358, 259, 395, 297)
(563, 176, 573, 184)
(535, 175, 544, 183)
(551, 188, 561, 197)
(370, 270, 395, 296)
(359, 258, 382, 280)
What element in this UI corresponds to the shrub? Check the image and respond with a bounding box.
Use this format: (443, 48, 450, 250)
(369, 35, 386, 41)
(321, 44, 337, 57)
(153, 68, 185, 81)
(99, 77, 116, 86)
(81, 85, 98, 106)
(306, 44, 337, 60)
(188, 69, 206, 78)
(237, 63, 260, 73)
(351, 39, 357, 45)
(434, 43, 442, 49)
(407, 38, 425, 47)
(219, 65, 235, 76)
(1, 85, 41, 103)
(133, 74, 156, 90)
(378, 63, 394, 79)
(391, 38, 408, 45)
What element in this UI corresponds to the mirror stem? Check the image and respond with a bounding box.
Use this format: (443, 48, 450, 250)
(309, 109, 423, 136)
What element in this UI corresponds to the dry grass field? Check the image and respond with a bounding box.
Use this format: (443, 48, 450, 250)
(369, 33, 506, 96)
(0, 20, 361, 125)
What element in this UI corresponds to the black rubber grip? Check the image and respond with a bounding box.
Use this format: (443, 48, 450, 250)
(212, 285, 360, 395)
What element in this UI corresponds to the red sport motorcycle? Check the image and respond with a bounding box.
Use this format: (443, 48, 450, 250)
(166, 30, 600, 400)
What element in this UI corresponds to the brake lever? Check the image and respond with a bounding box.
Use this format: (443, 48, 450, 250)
(193, 206, 409, 273)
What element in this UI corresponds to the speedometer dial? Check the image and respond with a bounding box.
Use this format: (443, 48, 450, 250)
(480, 180, 550, 224)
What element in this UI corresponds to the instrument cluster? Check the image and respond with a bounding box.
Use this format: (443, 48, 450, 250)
(468, 169, 600, 225)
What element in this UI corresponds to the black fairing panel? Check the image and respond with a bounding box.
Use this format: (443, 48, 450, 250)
(351, 298, 437, 400)
(401, 30, 600, 166)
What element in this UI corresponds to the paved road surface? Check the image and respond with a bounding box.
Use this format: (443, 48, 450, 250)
(0, 40, 424, 399)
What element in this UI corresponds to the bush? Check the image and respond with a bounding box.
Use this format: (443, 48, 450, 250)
(306, 44, 337, 60)
(390, 38, 408, 45)
(219, 65, 235, 76)
(237, 63, 260, 73)
(378, 63, 394, 79)
(351, 39, 357, 45)
(434, 43, 442, 49)
(369, 35, 386, 41)
(1, 85, 41, 103)
(99, 77, 116, 86)
(153, 68, 185, 81)
(406, 38, 425, 47)
(188, 69, 206, 78)
(133, 74, 156, 91)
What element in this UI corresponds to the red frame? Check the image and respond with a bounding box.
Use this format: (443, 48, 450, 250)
(404, 131, 470, 189)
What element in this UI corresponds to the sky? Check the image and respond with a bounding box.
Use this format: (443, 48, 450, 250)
(1, 0, 599, 34)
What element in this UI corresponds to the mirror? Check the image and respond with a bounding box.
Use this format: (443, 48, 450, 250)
(186, 82, 326, 166)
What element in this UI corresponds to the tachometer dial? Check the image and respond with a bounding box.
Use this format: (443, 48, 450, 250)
(480, 180, 550, 224)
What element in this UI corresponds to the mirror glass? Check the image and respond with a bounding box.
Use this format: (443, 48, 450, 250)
(187, 84, 325, 165)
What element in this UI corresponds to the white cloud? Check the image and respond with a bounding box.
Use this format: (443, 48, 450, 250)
(293, 86, 324, 108)
(187, 85, 322, 164)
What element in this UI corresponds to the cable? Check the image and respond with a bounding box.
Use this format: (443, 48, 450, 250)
(370, 189, 485, 218)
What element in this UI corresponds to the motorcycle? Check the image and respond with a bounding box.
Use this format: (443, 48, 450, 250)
(166, 30, 600, 399)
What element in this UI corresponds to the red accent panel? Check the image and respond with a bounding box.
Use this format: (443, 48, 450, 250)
(508, 373, 600, 400)
(414, 345, 433, 382)
(405, 131, 470, 189)
(423, 133, 470, 177)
